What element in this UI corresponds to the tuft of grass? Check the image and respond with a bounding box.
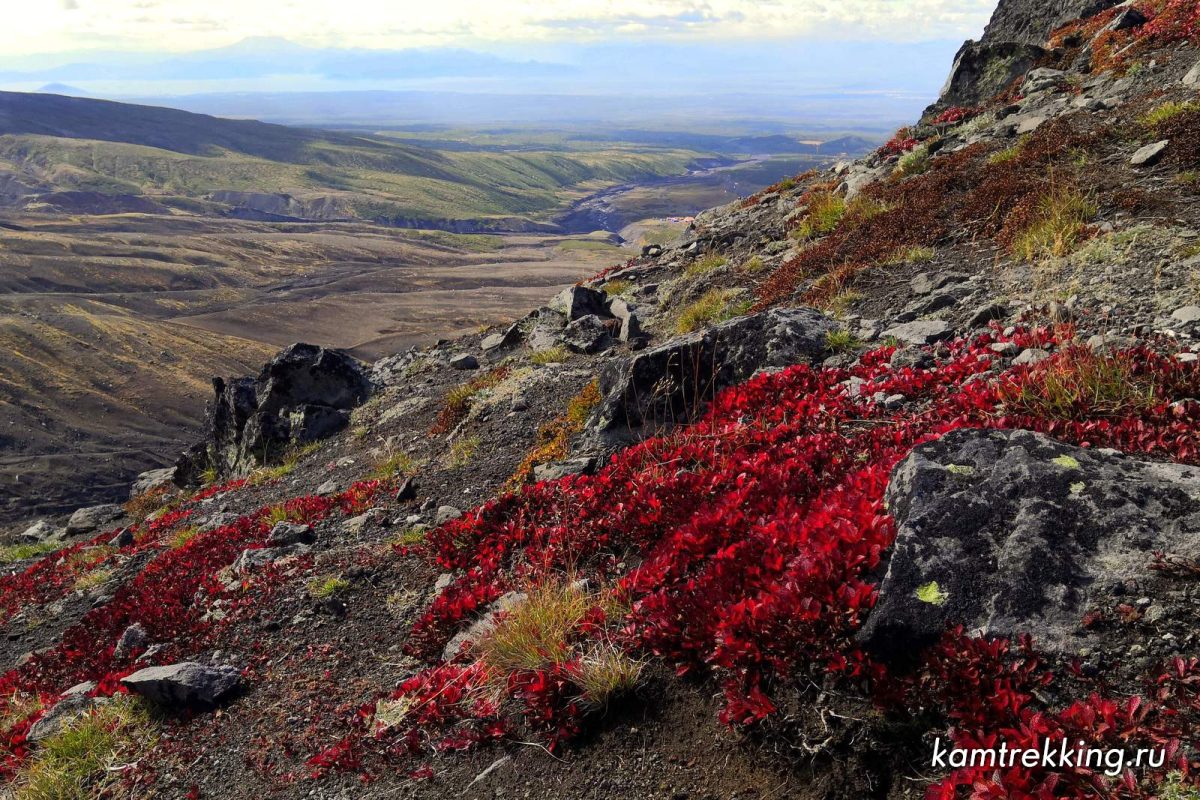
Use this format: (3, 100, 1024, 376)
(1009, 184, 1097, 262)
(391, 526, 428, 547)
(684, 254, 727, 278)
(675, 288, 749, 334)
(11, 696, 156, 800)
(792, 191, 847, 241)
(0, 541, 61, 565)
(432, 366, 511, 435)
(74, 568, 113, 592)
(1176, 171, 1199, 187)
(988, 140, 1025, 165)
(601, 279, 633, 298)
(478, 580, 592, 674)
(570, 644, 644, 708)
(371, 449, 416, 481)
(740, 255, 767, 274)
(825, 329, 863, 354)
(263, 505, 291, 528)
(530, 346, 570, 365)
(200, 465, 220, 486)
(307, 576, 350, 599)
(169, 526, 199, 550)
(0, 691, 44, 733)
(895, 143, 932, 177)
(123, 486, 173, 524)
(1000, 347, 1160, 421)
(446, 436, 480, 470)
(1141, 100, 1200, 130)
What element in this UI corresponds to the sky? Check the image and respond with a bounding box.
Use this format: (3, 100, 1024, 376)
(6, 0, 996, 57)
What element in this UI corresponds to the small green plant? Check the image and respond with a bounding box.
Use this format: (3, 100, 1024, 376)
(740, 255, 767, 274)
(446, 436, 480, 469)
(11, 695, 156, 799)
(601, 279, 633, 297)
(1158, 772, 1200, 800)
(391, 526, 428, 547)
(895, 142, 932, 177)
(307, 575, 350, 599)
(478, 580, 593, 674)
(684, 254, 727, 278)
(675, 288, 748, 334)
(0, 691, 43, 732)
(169, 526, 199, 549)
(371, 449, 416, 480)
(200, 465, 220, 486)
(263, 505, 292, 527)
(1176, 171, 1199, 187)
(886, 245, 936, 265)
(530, 346, 570, 365)
(0, 541, 60, 565)
(1010, 185, 1097, 262)
(988, 139, 1026, 165)
(74, 568, 113, 592)
(793, 191, 847, 241)
(571, 644, 645, 708)
(825, 329, 862, 354)
(1141, 100, 1199, 129)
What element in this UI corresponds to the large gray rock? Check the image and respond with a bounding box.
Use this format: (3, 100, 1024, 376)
(1131, 140, 1169, 167)
(27, 693, 97, 743)
(122, 662, 241, 708)
(549, 286, 608, 321)
(933, 41, 1045, 111)
(562, 315, 614, 354)
(882, 320, 953, 346)
(175, 343, 371, 485)
(130, 467, 175, 499)
(859, 429, 1200, 659)
(590, 307, 837, 437)
(65, 504, 125, 536)
(981, 0, 1122, 45)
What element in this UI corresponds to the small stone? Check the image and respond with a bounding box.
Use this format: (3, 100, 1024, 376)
(966, 302, 1008, 329)
(435, 506, 463, 526)
(1130, 140, 1169, 167)
(315, 480, 338, 495)
(1013, 348, 1050, 366)
(113, 623, 149, 660)
(1172, 305, 1200, 324)
(1183, 59, 1200, 87)
(882, 320, 953, 346)
(989, 342, 1018, 356)
(266, 522, 315, 547)
(450, 354, 479, 370)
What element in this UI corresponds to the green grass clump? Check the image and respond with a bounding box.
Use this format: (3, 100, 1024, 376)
(988, 140, 1026, 165)
(169, 527, 199, 549)
(478, 581, 593, 673)
(0, 541, 60, 565)
(825, 330, 863, 354)
(793, 191, 847, 241)
(446, 436, 481, 469)
(1141, 101, 1199, 129)
(530, 346, 570, 365)
(307, 576, 350, 599)
(391, 526, 428, 547)
(740, 255, 767, 274)
(895, 143, 932, 177)
(12, 695, 155, 799)
(371, 450, 416, 480)
(601, 279, 633, 297)
(74, 569, 113, 592)
(571, 645, 645, 708)
(684, 254, 727, 278)
(675, 289, 749, 334)
(1010, 185, 1097, 262)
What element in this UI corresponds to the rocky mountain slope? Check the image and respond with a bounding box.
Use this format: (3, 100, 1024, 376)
(5, 0, 1200, 797)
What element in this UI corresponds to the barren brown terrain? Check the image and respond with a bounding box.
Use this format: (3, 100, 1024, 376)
(0, 213, 620, 523)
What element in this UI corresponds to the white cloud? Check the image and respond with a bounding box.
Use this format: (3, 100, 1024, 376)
(0, 0, 997, 55)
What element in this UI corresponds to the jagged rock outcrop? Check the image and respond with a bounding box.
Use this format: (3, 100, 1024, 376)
(588, 307, 837, 440)
(859, 429, 1200, 659)
(175, 343, 371, 485)
(928, 0, 1121, 115)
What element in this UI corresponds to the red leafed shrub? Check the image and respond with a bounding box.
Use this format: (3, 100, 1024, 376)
(391, 329, 1200, 795)
(931, 106, 979, 128)
(881, 129, 920, 157)
(1137, 0, 1200, 43)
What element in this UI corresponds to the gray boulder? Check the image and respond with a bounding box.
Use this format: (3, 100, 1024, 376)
(130, 467, 175, 499)
(17, 520, 58, 544)
(175, 343, 371, 485)
(65, 504, 125, 536)
(232, 544, 310, 575)
(450, 354, 479, 370)
(882, 320, 953, 346)
(266, 522, 315, 546)
(549, 286, 608, 321)
(562, 315, 615, 354)
(532, 457, 596, 483)
(859, 429, 1200, 659)
(1131, 140, 1169, 167)
(27, 693, 97, 743)
(590, 307, 836, 437)
(606, 297, 643, 342)
(121, 662, 241, 709)
(113, 623, 149, 660)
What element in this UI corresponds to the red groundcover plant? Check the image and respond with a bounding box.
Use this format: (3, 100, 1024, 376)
(389, 326, 1200, 798)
